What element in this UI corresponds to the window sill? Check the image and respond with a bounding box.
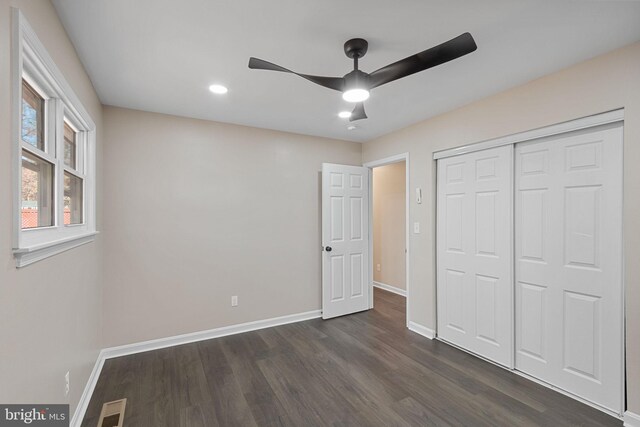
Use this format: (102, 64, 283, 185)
(13, 231, 99, 267)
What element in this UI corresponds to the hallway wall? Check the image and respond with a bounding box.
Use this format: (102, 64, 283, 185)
(373, 162, 406, 291)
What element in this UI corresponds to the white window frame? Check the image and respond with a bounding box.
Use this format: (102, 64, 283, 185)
(11, 8, 97, 267)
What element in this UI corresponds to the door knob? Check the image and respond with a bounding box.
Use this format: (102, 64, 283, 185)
(325, 246, 332, 252)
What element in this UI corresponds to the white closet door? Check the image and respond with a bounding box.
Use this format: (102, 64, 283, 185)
(515, 124, 623, 413)
(437, 145, 513, 367)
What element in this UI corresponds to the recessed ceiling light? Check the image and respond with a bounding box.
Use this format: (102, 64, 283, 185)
(338, 111, 352, 119)
(347, 125, 357, 131)
(209, 84, 228, 94)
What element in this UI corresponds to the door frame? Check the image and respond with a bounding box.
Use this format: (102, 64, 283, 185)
(363, 153, 410, 328)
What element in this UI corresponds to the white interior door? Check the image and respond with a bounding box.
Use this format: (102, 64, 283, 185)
(436, 145, 514, 367)
(515, 124, 623, 413)
(322, 163, 370, 319)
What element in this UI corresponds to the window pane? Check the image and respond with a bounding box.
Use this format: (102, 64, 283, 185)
(22, 80, 44, 150)
(21, 150, 54, 228)
(64, 121, 77, 168)
(64, 172, 83, 225)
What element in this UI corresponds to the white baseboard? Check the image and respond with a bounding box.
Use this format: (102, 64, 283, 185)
(373, 281, 407, 297)
(71, 309, 322, 426)
(70, 350, 105, 427)
(101, 309, 322, 359)
(625, 411, 640, 427)
(408, 321, 435, 339)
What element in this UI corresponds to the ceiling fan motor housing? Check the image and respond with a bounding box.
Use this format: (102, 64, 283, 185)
(343, 69, 370, 91)
(344, 38, 369, 59)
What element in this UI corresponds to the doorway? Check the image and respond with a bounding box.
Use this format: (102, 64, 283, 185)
(364, 153, 410, 327)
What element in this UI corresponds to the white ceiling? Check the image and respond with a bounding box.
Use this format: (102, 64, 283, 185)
(52, 0, 640, 143)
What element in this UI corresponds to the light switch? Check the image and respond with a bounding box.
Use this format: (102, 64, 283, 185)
(416, 188, 422, 204)
(414, 222, 420, 234)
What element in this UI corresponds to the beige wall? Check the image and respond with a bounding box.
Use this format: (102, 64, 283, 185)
(101, 106, 362, 347)
(372, 162, 406, 290)
(0, 0, 103, 415)
(362, 42, 640, 413)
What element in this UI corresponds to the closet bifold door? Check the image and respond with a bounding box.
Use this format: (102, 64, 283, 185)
(436, 145, 514, 367)
(514, 123, 624, 414)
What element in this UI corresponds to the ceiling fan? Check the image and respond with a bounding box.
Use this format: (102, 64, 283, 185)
(248, 33, 477, 122)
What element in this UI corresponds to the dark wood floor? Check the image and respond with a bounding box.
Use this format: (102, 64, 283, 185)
(82, 288, 622, 426)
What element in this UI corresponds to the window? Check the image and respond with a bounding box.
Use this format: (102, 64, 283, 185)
(62, 120, 84, 225)
(64, 121, 76, 168)
(21, 149, 54, 228)
(20, 79, 56, 229)
(21, 80, 44, 150)
(12, 9, 97, 267)
(64, 171, 83, 225)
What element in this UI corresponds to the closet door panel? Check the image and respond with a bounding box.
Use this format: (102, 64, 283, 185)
(515, 125, 623, 414)
(437, 145, 513, 367)
(515, 143, 557, 379)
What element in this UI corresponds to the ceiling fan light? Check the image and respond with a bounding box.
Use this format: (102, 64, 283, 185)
(342, 88, 369, 103)
(209, 84, 228, 94)
(338, 111, 352, 119)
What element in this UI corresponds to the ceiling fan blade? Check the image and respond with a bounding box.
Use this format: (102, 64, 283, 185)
(248, 57, 290, 72)
(349, 103, 367, 121)
(368, 32, 477, 89)
(248, 57, 344, 91)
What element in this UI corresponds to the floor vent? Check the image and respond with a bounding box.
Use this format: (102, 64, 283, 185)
(97, 398, 126, 427)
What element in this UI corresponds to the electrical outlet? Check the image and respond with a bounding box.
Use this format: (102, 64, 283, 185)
(376, 263, 381, 272)
(231, 296, 238, 307)
(414, 222, 420, 234)
(64, 371, 70, 397)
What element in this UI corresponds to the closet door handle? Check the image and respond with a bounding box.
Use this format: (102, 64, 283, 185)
(325, 246, 332, 252)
